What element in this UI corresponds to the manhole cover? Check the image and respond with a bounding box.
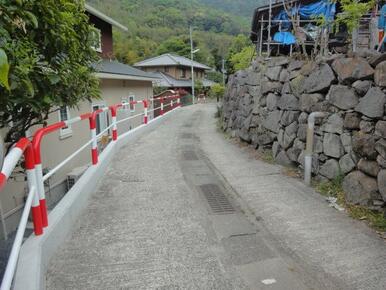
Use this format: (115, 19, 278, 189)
(199, 184, 235, 214)
(182, 151, 199, 160)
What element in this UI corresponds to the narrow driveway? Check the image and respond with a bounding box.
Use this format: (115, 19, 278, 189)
(47, 104, 386, 290)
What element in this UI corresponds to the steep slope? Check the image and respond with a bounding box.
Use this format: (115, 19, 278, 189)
(87, 0, 254, 69)
(198, 0, 268, 18)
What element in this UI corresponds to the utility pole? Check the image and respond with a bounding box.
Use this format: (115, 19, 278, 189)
(190, 26, 195, 105)
(222, 59, 225, 86)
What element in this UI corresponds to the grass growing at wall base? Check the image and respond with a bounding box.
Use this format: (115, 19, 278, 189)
(216, 125, 386, 233)
(314, 176, 386, 232)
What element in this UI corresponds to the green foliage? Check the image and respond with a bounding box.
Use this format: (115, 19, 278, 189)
(88, 0, 253, 75)
(315, 174, 345, 199)
(0, 0, 100, 143)
(194, 80, 204, 95)
(209, 83, 225, 99)
(156, 36, 192, 58)
(0, 49, 10, 90)
(335, 0, 375, 33)
(229, 46, 255, 72)
(206, 71, 223, 83)
(226, 34, 253, 73)
(314, 174, 386, 231)
(198, 0, 268, 18)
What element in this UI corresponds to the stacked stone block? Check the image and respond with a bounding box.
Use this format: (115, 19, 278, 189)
(222, 54, 386, 210)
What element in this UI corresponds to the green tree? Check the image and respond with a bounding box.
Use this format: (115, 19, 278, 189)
(229, 46, 255, 73)
(206, 71, 223, 83)
(335, 0, 375, 33)
(156, 36, 192, 58)
(209, 83, 225, 100)
(226, 34, 252, 74)
(194, 79, 204, 95)
(0, 0, 100, 144)
(88, 0, 251, 69)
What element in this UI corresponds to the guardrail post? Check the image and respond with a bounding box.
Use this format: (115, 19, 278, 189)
(89, 113, 98, 165)
(177, 95, 181, 107)
(160, 97, 164, 116)
(143, 100, 148, 124)
(110, 106, 119, 141)
(33, 124, 65, 228)
(34, 162, 48, 228)
(24, 144, 43, 236)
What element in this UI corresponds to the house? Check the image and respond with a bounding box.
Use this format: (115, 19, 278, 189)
(0, 4, 157, 239)
(134, 53, 215, 94)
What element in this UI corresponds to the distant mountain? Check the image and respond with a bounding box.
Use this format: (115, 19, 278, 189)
(87, 0, 255, 70)
(198, 0, 268, 18)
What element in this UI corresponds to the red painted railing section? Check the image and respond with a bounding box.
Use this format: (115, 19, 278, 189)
(0, 94, 181, 236)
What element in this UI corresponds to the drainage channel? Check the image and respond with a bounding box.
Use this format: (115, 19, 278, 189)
(179, 132, 238, 216)
(177, 121, 322, 290)
(199, 183, 236, 215)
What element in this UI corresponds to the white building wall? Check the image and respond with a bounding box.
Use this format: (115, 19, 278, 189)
(0, 78, 153, 239)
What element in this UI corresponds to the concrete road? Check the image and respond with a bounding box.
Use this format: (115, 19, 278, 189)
(46, 104, 386, 290)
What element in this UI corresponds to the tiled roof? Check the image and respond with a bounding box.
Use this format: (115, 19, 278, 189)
(149, 72, 215, 88)
(93, 60, 158, 80)
(134, 53, 211, 70)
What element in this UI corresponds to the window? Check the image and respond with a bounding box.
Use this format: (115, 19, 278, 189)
(92, 103, 109, 135)
(58, 106, 72, 138)
(180, 69, 186, 79)
(129, 95, 135, 112)
(164, 66, 170, 73)
(121, 96, 129, 110)
(91, 28, 102, 53)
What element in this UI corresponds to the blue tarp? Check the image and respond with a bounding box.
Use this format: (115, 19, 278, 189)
(378, 4, 386, 30)
(273, 0, 336, 31)
(273, 32, 297, 44)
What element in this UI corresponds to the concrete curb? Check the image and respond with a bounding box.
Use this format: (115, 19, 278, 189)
(13, 109, 179, 290)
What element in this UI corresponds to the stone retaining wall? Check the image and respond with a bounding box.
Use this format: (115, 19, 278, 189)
(222, 54, 386, 210)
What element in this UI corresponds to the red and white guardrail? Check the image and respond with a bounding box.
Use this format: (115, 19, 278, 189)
(0, 91, 182, 290)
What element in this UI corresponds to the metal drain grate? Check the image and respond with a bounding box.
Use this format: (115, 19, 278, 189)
(182, 150, 199, 160)
(199, 184, 235, 214)
(180, 133, 194, 139)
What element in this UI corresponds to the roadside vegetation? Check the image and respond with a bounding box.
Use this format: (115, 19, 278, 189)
(0, 0, 100, 145)
(315, 177, 386, 232)
(218, 128, 386, 234)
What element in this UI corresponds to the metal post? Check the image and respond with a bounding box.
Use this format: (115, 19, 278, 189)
(222, 59, 225, 86)
(24, 144, 43, 236)
(267, 0, 272, 57)
(305, 112, 326, 185)
(160, 97, 164, 115)
(89, 113, 99, 165)
(259, 15, 264, 56)
(34, 162, 48, 228)
(143, 100, 148, 124)
(190, 26, 195, 105)
(110, 106, 119, 141)
(177, 94, 181, 107)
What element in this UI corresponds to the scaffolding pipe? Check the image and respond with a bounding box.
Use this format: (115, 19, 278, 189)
(267, 0, 272, 56)
(259, 15, 264, 56)
(304, 112, 326, 186)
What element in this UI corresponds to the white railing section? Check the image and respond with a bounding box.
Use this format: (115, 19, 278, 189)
(0, 91, 182, 290)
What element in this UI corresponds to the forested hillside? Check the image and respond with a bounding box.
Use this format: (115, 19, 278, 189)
(198, 0, 267, 17)
(87, 0, 256, 75)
